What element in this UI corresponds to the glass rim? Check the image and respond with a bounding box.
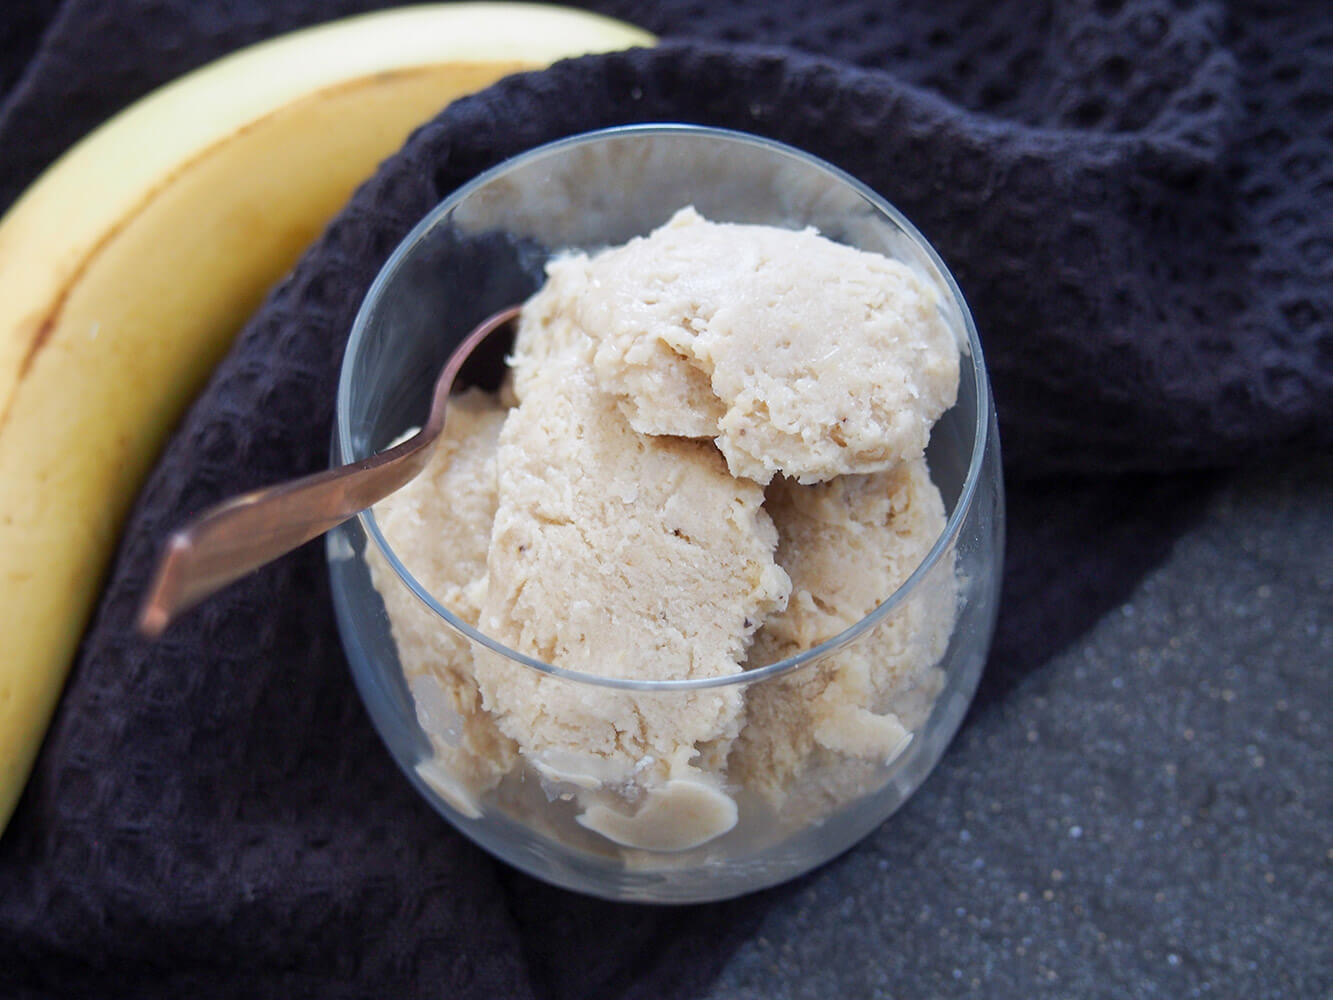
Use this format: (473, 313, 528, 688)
(336, 123, 993, 693)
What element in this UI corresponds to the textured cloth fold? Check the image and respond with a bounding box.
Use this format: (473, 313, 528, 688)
(1, 1, 1329, 997)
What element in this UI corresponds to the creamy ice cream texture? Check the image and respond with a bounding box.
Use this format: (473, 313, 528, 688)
(368, 207, 960, 853)
(514, 206, 958, 485)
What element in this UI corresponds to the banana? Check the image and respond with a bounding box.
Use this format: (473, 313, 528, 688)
(0, 3, 653, 833)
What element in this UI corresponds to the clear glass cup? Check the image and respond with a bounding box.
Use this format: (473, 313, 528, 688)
(328, 125, 1003, 902)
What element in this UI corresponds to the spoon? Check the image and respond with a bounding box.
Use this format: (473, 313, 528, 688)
(137, 304, 522, 638)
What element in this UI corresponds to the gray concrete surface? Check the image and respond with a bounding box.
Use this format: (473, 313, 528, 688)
(705, 455, 1332, 998)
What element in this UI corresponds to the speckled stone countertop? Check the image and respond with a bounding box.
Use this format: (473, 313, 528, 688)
(703, 456, 1332, 998)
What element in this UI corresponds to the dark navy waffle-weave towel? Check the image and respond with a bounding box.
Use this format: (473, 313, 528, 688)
(1, 1, 1329, 997)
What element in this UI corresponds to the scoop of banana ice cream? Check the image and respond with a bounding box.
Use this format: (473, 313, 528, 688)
(364, 389, 518, 818)
(477, 346, 790, 794)
(728, 459, 955, 812)
(513, 206, 960, 485)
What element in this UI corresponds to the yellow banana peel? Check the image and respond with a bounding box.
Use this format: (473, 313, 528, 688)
(0, 3, 653, 834)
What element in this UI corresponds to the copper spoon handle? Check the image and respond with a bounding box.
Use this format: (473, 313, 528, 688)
(137, 305, 521, 638)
